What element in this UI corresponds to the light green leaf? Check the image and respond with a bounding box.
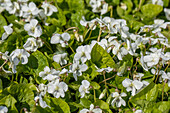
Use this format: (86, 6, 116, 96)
(123, 0, 133, 15)
(112, 0, 120, 6)
(68, 83, 80, 90)
(146, 84, 158, 101)
(28, 50, 49, 75)
(0, 95, 18, 113)
(141, 4, 163, 19)
(57, 0, 64, 3)
(0, 79, 2, 90)
(9, 83, 35, 108)
(94, 99, 109, 110)
(144, 101, 170, 113)
(32, 106, 52, 113)
(116, 6, 124, 17)
(163, 0, 169, 7)
(0, 94, 17, 107)
(80, 98, 91, 108)
(0, 14, 7, 36)
(66, 0, 84, 11)
(91, 82, 100, 89)
(130, 82, 156, 106)
(0, 33, 16, 53)
(129, 20, 144, 32)
(91, 43, 115, 68)
(50, 98, 71, 113)
(117, 62, 127, 76)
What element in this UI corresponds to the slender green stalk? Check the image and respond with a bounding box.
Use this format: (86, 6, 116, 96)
(97, 27, 102, 42)
(68, 43, 75, 53)
(93, 88, 96, 102)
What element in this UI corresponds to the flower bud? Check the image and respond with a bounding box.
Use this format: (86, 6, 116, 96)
(99, 88, 107, 99)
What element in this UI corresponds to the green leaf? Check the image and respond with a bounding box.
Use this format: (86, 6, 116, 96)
(123, 0, 133, 15)
(157, 83, 169, 92)
(50, 98, 71, 113)
(28, 50, 49, 75)
(163, 0, 169, 7)
(91, 43, 115, 68)
(106, 94, 112, 104)
(146, 84, 158, 101)
(116, 6, 124, 17)
(0, 14, 7, 36)
(89, 64, 99, 80)
(131, 82, 155, 100)
(0, 79, 2, 90)
(162, 31, 170, 44)
(57, 8, 67, 26)
(68, 102, 83, 112)
(141, 4, 163, 19)
(91, 82, 100, 89)
(80, 98, 91, 108)
(129, 20, 144, 32)
(70, 11, 84, 29)
(0, 33, 16, 53)
(115, 76, 127, 89)
(0, 94, 17, 107)
(52, 62, 61, 70)
(9, 83, 35, 108)
(130, 82, 157, 106)
(43, 25, 56, 37)
(4, 14, 18, 24)
(0, 95, 18, 113)
(117, 62, 127, 76)
(69, 102, 82, 108)
(94, 99, 109, 110)
(66, 0, 84, 11)
(144, 101, 170, 113)
(32, 106, 52, 113)
(112, 0, 120, 6)
(68, 83, 80, 90)
(57, 0, 64, 3)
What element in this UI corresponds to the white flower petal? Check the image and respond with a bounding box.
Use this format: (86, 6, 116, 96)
(50, 34, 61, 44)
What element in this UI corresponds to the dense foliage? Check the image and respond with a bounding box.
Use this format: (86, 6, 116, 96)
(0, 0, 170, 113)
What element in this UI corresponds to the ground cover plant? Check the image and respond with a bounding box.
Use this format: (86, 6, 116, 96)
(0, 0, 170, 113)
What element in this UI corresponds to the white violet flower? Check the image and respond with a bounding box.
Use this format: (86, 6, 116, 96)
(39, 66, 60, 81)
(111, 92, 127, 107)
(122, 78, 143, 96)
(69, 61, 88, 81)
(34, 94, 49, 108)
(24, 19, 42, 37)
(79, 104, 102, 113)
(53, 53, 67, 66)
(162, 72, 170, 87)
(79, 80, 90, 98)
(1, 23, 13, 41)
(50, 33, 70, 47)
(41, 1, 58, 16)
(23, 37, 43, 52)
(10, 49, 30, 65)
(47, 79, 68, 98)
(164, 8, 170, 20)
(74, 45, 91, 63)
(0, 106, 8, 113)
